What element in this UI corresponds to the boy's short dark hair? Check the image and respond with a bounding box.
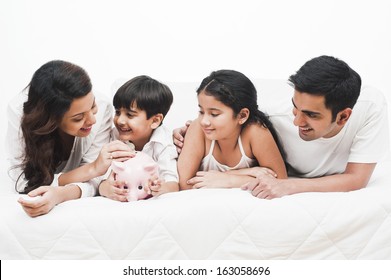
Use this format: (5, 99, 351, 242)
(289, 55, 362, 121)
(113, 75, 173, 121)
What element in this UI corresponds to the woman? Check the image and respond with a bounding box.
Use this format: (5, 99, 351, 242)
(7, 60, 133, 217)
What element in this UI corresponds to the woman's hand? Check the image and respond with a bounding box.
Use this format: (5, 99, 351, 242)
(94, 140, 135, 176)
(17, 186, 62, 217)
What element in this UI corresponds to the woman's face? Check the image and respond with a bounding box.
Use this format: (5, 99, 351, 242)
(58, 91, 98, 137)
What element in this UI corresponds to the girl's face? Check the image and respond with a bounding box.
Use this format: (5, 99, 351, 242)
(197, 90, 242, 140)
(58, 91, 97, 137)
(113, 105, 156, 147)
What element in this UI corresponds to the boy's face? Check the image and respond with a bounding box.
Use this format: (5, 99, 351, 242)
(291, 91, 344, 141)
(114, 106, 155, 147)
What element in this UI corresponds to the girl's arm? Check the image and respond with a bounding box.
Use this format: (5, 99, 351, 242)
(247, 124, 287, 179)
(177, 120, 205, 190)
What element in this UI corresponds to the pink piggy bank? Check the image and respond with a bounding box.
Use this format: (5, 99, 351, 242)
(111, 151, 159, 201)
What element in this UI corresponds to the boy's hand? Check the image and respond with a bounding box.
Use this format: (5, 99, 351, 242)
(99, 171, 128, 202)
(145, 175, 164, 197)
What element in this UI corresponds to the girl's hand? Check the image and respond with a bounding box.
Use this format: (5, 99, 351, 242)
(187, 170, 231, 189)
(94, 140, 135, 176)
(18, 186, 61, 217)
(98, 171, 128, 202)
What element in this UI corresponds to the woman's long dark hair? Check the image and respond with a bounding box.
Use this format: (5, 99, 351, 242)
(17, 60, 92, 194)
(197, 69, 286, 161)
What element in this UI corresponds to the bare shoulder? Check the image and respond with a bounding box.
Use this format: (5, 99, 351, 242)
(240, 123, 274, 156)
(241, 122, 272, 141)
(186, 118, 204, 137)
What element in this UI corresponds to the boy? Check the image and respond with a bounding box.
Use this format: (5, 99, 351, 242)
(99, 75, 179, 201)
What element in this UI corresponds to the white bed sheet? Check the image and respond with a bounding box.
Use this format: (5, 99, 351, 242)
(1, 159, 390, 260)
(1, 79, 390, 260)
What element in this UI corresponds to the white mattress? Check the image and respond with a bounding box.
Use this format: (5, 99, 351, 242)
(1, 159, 390, 260)
(1, 79, 390, 259)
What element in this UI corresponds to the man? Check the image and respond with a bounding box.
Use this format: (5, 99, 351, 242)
(173, 55, 390, 198)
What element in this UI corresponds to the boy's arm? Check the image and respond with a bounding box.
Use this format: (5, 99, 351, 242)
(243, 162, 376, 199)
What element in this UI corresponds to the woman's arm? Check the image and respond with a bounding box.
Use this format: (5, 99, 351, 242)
(18, 184, 82, 217)
(57, 100, 114, 189)
(177, 120, 205, 190)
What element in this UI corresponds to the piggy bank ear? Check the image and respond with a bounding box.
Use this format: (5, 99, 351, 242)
(144, 163, 159, 174)
(111, 161, 125, 173)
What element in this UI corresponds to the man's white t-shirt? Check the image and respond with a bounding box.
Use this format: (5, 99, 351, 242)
(269, 86, 390, 178)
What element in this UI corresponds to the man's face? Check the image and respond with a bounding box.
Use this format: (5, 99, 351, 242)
(292, 91, 343, 141)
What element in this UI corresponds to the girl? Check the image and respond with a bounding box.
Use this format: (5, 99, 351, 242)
(177, 70, 287, 191)
(7, 60, 133, 217)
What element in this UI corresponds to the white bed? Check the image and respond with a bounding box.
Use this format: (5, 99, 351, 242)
(1, 79, 390, 260)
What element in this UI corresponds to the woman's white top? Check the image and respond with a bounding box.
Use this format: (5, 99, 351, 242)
(6, 90, 113, 197)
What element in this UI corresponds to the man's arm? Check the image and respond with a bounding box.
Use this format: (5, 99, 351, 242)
(242, 162, 376, 199)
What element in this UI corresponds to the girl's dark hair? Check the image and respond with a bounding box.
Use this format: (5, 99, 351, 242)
(197, 69, 286, 160)
(17, 60, 92, 193)
(113, 75, 173, 123)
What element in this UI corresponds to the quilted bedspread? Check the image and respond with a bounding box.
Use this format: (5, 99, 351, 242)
(1, 80, 390, 260)
(1, 159, 390, 260)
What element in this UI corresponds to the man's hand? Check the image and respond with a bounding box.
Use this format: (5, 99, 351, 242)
(173, 120, 192, 153)
(241, 175, 293, 199)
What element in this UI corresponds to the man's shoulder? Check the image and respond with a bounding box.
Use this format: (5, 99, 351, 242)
(357, 85, 387, 108)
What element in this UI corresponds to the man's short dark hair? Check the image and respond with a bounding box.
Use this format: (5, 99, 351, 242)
(289, 55, 361, 121)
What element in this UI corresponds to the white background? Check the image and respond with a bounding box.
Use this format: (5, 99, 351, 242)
(1, 0, 390, 161)
(0, 0, 390, 275)
(1, 0, 390, 158)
